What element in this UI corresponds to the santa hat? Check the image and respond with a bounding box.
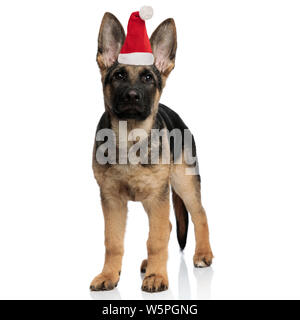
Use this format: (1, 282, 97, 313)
(118, 6, 154, 65)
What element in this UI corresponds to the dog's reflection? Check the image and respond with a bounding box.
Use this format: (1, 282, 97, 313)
(90, 288, 122, 300)
(90, 255, 214, 300)
(178, 255, 191, 299)
(193, 263, 214, 300)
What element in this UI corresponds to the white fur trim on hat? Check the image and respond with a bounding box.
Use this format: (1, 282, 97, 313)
(118, 52, 154, 65)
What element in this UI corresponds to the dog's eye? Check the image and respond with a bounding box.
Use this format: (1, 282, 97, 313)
(114, 71, 127, 81)
(142, 73, 153, 83)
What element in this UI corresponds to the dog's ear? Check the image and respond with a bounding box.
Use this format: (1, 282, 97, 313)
(97, 13, 125, 70)
(150, 18, 177, 77)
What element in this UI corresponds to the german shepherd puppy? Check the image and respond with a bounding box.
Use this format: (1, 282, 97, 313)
(90, 12, 213, 292)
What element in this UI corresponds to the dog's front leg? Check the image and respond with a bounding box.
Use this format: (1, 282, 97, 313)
(141, 197, 170, 292)
(90, 195, 127, 291)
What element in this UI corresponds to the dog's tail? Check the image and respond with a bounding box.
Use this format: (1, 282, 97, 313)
(172, 188, 189, 250)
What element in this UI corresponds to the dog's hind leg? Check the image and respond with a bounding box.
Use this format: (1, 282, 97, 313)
(90, 194, 128, 291)
(171, 164, 213, 267)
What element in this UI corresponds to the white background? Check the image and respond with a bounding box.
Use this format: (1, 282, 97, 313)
(0, 0, 300, 300)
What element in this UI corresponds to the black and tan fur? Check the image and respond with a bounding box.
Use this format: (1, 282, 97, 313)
(90, 12, 213, 292)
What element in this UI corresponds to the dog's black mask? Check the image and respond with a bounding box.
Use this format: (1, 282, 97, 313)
(104, 64, 162, 121)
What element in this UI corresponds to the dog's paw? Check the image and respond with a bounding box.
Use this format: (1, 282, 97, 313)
(193, 251, 213, 268)
(90, 273, 119, 291)
(142, 273, 168, 292)
(140, 259, 148, 273)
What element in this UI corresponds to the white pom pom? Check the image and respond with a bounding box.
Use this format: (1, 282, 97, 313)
(139, 6, 153, 20)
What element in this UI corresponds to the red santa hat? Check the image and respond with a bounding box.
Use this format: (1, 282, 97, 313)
(118, 6, 154, 65)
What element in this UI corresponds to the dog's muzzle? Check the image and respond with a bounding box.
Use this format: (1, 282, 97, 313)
(113, 88, 150, 119)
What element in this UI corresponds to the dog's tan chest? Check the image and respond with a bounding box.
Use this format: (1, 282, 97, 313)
(94, 163, 170, 202)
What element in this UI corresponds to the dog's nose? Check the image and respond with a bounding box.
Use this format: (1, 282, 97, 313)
(124, 89, 141, 103)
